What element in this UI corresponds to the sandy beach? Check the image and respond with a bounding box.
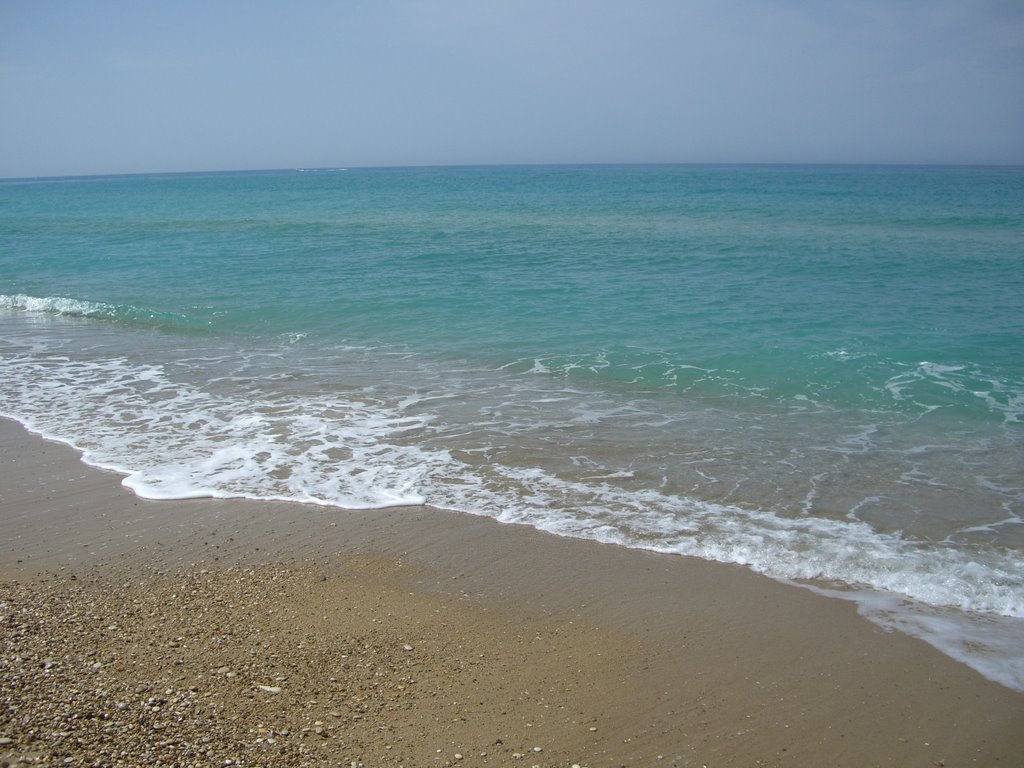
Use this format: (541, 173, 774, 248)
(2, 417, 1022, 767)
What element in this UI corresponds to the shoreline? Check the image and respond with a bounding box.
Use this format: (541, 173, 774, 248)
(2, 417, 1023, 766)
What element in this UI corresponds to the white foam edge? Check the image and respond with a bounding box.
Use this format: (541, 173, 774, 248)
(3, 414, 427, 510)
(123, 472, 426, 509)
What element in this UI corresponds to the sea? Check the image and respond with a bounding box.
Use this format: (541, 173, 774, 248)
(1, 164, 1022, 690)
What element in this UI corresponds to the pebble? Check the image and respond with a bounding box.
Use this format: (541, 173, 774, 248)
(0, 564, 598, 768)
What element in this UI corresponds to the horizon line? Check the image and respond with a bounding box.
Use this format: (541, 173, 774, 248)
(3, 160, 1024, 183)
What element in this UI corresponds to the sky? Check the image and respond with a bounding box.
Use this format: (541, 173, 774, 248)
(1, 0, 1023, 177)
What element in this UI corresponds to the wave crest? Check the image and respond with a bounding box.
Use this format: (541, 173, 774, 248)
(0, 293, 198, 329)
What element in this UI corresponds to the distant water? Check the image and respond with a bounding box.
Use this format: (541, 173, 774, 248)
(2, 165, 1023, 689)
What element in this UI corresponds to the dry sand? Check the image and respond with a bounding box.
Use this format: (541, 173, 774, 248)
(1, 417, 1022, 767)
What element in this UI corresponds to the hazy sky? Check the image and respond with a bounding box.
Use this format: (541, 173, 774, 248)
(2, 0, 1022, 177)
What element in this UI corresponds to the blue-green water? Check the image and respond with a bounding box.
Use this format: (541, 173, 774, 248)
(2, 165, 1023, 687)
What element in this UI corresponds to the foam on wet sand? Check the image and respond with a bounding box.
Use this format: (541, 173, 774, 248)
(1, 418, 1022, 766)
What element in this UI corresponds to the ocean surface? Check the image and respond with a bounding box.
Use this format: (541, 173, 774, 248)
(2, 165, 1022, 689)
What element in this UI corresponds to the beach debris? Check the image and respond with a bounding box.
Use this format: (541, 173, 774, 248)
(257, 684, 283, 694)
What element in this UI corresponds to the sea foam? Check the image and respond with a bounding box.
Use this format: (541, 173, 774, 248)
(1, 348, 1021, 621)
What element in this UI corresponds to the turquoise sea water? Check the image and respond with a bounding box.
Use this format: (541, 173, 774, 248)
(2, 165, 1023, 687)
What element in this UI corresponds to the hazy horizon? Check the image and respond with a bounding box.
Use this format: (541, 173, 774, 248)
(6, 160, 1024, 184)
(3, 1, 1023, 178)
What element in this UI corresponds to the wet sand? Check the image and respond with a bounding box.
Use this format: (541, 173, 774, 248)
(2, 417, 1022, 766)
